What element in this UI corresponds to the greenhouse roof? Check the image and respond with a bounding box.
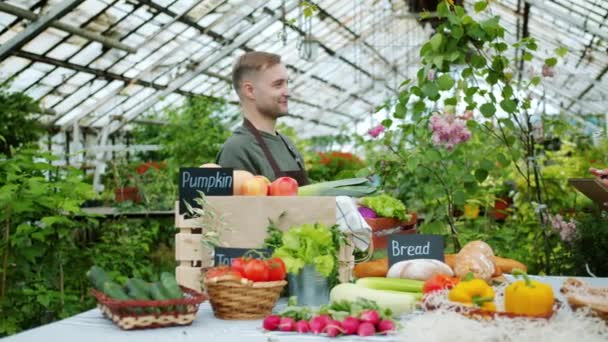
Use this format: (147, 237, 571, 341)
(1, 0, 607, 139)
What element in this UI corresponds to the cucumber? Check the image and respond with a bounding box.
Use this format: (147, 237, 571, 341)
(87, 266, 110, 291)
(126, 278, 153, 300)
(102, 281, 130, 300)
(150, 282, 175, 300)
(160, 272, 182, 299)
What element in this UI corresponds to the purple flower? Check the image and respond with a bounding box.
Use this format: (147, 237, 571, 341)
(428, 112, 472, 150)
(542, 64, 554, 77)
(368, 124, 385, 138)
(547, 214, 577, 243)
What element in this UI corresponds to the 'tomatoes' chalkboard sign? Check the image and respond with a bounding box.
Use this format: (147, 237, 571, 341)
(178, 167, 233, 214)
(213, 247, 272, 266)
(388, 234, 444, 267)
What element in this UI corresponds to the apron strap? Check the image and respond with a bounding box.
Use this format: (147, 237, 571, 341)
(243, 118, 282, 177)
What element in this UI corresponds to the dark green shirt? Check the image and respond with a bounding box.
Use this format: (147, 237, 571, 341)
(216, 124, 304, 181)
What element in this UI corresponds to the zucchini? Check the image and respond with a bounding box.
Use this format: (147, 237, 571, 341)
(356, 277, 424, 293)
(87, 266, 110, 291)
(160, 272, 182, 299)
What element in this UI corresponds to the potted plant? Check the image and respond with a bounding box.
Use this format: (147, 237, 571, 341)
(492, 181, 516, 221)
(358, 194, 417, 249)
(109, 160, 141, 203)
(272, 223, 342, 306)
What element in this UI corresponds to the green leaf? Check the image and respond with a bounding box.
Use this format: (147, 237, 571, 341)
(475, 169, 489, 183)
(462, 15, 473, 25)
(465, 87, 478, 97)
(493, 42, 508, 52)
(422, 82, 439, 98)
(37, 295, 51, 308)
(471, 54, 486, 69)
(437, 1, 449, 17)
(453, 190, 466, 206)
(394, 102, 406, 119)
(406, 158, 418, 171)
(451, 25, 464, 39)
(437, 74, 455, 91)
(474, 1, 488, 12)
(502, 85, 513, 99)
(399, 79, 412, 88)
(480, 103, 496, 117)
(413, 101, 426, 115)
(411, 84, 422, 96)
(381, 119, 393, 128)
(496, 153, 509, 166)
(545, 57, 558, 67)
(421, 220, 448, 235)
(444, 97, 458, 106)
(462, 68, 473, 78)
(530, 76, 541, 86)
(523, 52, 533, 61)
(554, 46, 568, 57)
(500, 99, 517, 113)
(430, 33, 444, 52)
(481, 159, 494, 170)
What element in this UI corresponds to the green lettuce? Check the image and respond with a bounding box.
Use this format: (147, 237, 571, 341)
(273, 223, 337, 277)
(360, 194, 410, 220)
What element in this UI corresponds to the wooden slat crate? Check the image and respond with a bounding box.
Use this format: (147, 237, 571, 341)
(174, 196, 355, 292)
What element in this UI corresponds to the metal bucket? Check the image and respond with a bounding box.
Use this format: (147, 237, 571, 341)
(287, 264, 329, 307)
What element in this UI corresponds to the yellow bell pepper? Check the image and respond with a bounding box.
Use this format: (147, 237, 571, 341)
(505, 269, 555, 316)
(448, 273, 495, 311)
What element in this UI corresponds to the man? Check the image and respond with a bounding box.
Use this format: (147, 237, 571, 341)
(216, 51, 309, 185)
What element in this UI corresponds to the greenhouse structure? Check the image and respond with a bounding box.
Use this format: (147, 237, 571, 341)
(0, 0, 607, 340)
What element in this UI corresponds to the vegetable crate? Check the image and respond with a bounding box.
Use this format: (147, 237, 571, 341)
(174, 196, 355, 292)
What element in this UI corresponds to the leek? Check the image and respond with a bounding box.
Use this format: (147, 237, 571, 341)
(298, 178, 377, 197)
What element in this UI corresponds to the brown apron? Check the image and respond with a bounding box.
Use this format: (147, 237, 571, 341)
(243, 118, 310, 186)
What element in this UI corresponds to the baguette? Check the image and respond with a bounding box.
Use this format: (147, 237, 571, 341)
(353, 258, 388, 278)
(445, 254, 526, 274)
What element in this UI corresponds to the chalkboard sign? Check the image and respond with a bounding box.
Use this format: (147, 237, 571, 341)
(178, 167, 233, 214)
(388, 234, 444, 267)
(213, 247, 272, 266)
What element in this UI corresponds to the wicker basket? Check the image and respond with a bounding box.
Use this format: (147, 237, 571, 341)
(204, 279, 287, 320)
(91, 286, 207, 330)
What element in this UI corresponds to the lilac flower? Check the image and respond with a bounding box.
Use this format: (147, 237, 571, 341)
(368, 124, 385, 138)
(429, 112, 472, 150)
(542, 64, 555, 77)
(547, 214, 577, 243)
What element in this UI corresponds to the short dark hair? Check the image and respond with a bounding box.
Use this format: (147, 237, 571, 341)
(232, 51, 282, 95)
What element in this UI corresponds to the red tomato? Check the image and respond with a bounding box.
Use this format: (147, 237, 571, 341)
(266, 257, 286, 281)
(231, 257, 247, 277)
(423, 274, 460, 294)
(243, 259, 270, 282)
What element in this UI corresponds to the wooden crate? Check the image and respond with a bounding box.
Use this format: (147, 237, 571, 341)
(174, 196, 355, 292)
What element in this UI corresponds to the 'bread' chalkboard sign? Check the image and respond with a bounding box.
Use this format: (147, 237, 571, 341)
(388, 234, 444, 267)
(178, 167, 233, 214)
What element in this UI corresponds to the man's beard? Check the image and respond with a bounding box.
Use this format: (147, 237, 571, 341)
(258, 102, 288, 119)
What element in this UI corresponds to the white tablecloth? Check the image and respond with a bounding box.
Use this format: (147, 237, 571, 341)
(3, 276, 607, 342)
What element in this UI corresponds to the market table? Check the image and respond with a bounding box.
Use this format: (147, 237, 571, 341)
(3, 276, 607, 342)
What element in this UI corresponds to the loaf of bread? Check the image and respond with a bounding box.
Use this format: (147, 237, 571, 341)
(453, 240, 496, 282)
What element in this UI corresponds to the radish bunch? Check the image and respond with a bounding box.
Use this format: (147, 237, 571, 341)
(262, 309, 396, 337)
